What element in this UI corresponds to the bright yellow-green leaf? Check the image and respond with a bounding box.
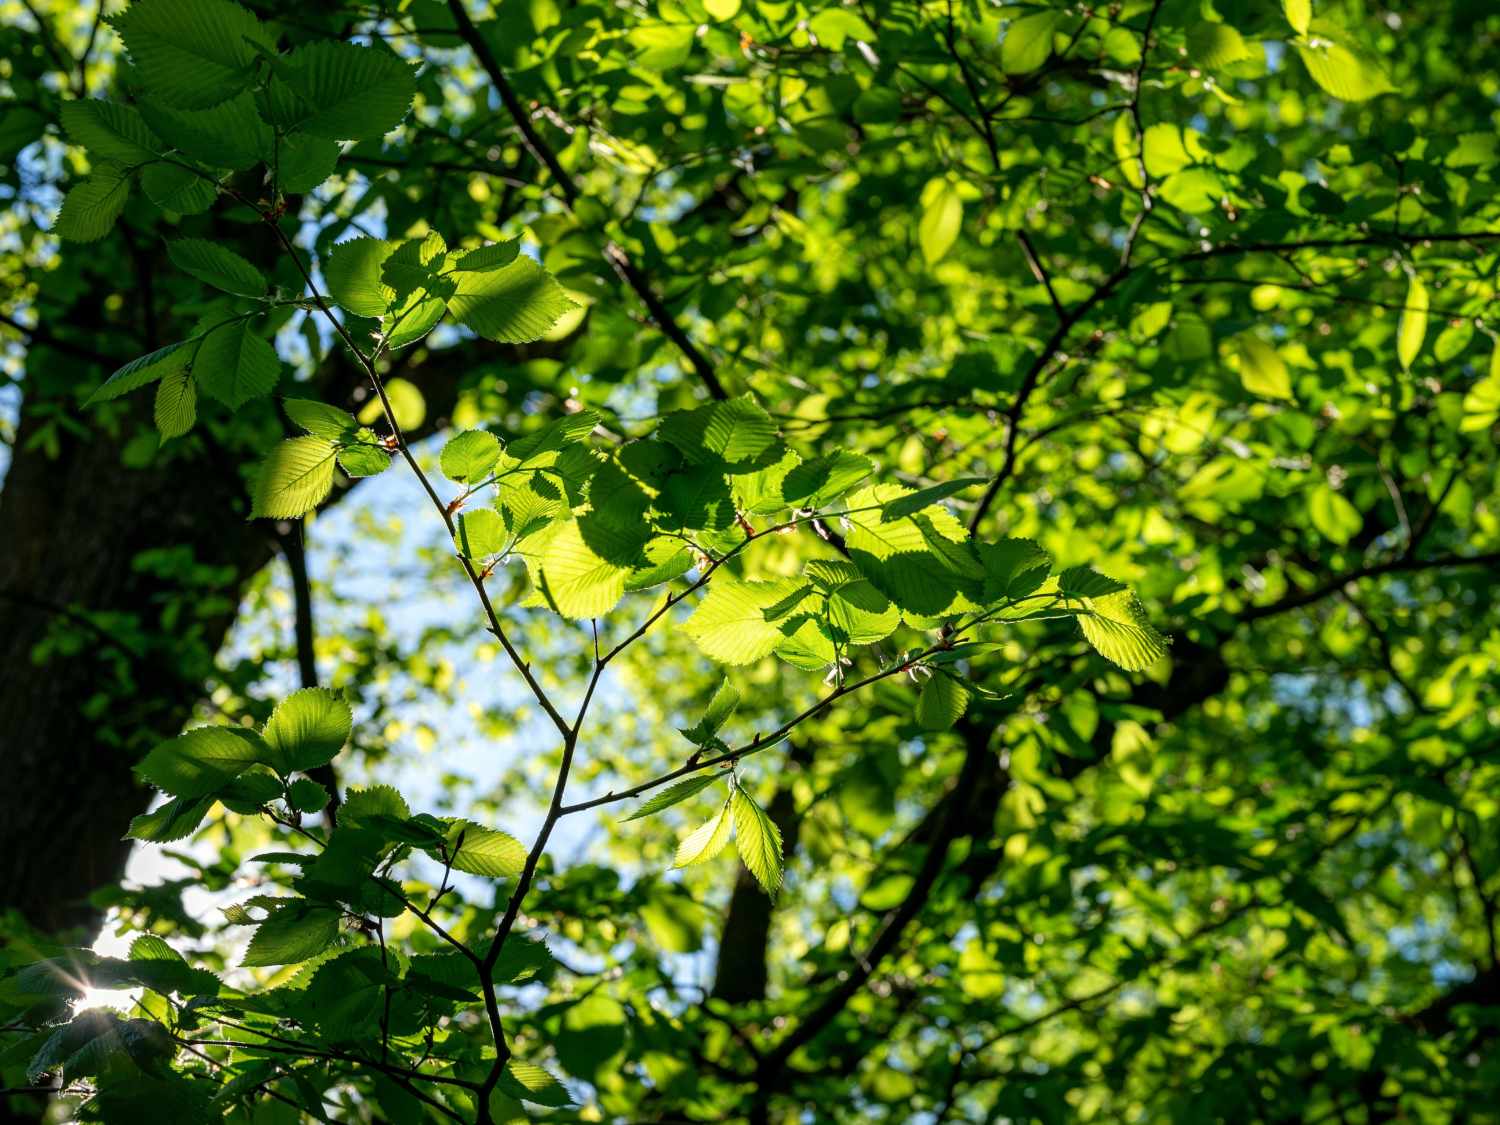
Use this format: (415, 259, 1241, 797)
(1075, 590, 1170, 672)
(673, 799, 733, 867)
(1159, 167, 1225, 213)
(1284, 0, 1312, 35)
(1001, 11, 1062, 74)
(441, 820, 527, 878)
(684, 577, 810, 665)
(918, 179, 963, 266)
(1295, 33, 1396, 102)
(1187, 22, 1254, 70)
(251, 437, 339, 519)
(917, 672, 970, 731)
(1398, 273, 1429, 370)
(153, 366, 196, 441)
(1459, 341, 1500, 432)
(1236, 336, 1293, 399)
(455, 509, 507, 559)
(1308, 485, 1362, 544)
(1142, 124, 1192, 177)
(730, 788, 783, 897)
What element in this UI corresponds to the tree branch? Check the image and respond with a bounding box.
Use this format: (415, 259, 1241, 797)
(444, 0, 728, 401)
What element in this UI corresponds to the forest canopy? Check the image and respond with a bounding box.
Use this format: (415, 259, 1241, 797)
(1, 0, 1499, 1122)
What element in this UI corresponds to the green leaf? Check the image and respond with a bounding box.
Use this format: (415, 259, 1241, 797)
(251, 436, 339, 518)
(807, 8, 872, 49)
(730, 787, 784, 897)
(684, 577, 810, 665)
(447, 256, 576, 342)
(195, 320, 281, 408)
(880, 477, 989, 521)
(337, 444, 391, 477)
(59, 100, 161, 163)
(1001, 10, 1062, 74)
(658, 395, 779, 470)
(821, 566, 901, 644)
(781, 451, 873, 506)
(673, 799, 734, 867)
(1188, 22, 1253, 69)
(623, 774, 721, 821)
(680, 679, 739, 746)
(441, 430, 503, 483)
(54, 167, 132, 242)
(1159, 167, 1224, 214)
(436, 820, 527, 877)
(1460, 343, 1500, 433)
(274, 132, 341, 193)
(453, 241, 520, 272)
(136, 726, 269, 798)
(264, 688, 352, 773)
(1284, 0, 1312, 36)
(1398, 273, 1429, 371)
(141, 162, 217, 213)
(1236, 335, 1293, 399)
(1294, 30, 1395, 102)
(1076, 589, 1170, 672)
(1058, 566, 1128, 599)
(917, 672, 971, 731)
(843, 484, 981, 616)
(113, 0, 275, 110)
(536, 520, 638, 619)
(918, 178, 963, 265)
(272, 41, 416, 141)
(382, 232, 451, 301)
(241, 901, 340, 967)
(977, 538, 1051, 601)
(287, 778, 330, 814)
(284, 398, 357, 441)
(126, 795, 215, 842)
(1308, 485, 1361, 544)
(508, 408, 601, 461)
(455, 508, 507, 558)
(167, 239, 267, 298)
(90, 343, 190, 405)
(137, 92, 270, 169)
(384, 289, 447, 349)
(153, 365, 196, 441)
(496, 1060, 573, 1109)
(324, 238, 397, 318)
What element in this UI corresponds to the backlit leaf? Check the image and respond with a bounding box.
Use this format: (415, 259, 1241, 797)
(251, 437, 339, 518)
(1398, 273, 1428, 370)
(194, 321, 280, 408)
(263, 688, 352, 773)
(624, 774, 721, 821)
(1001, 10, 1063, 74)
(673, 799, 734, 867)
(730, 787, 783, 897)
(918, 178, 963, 265)
(136, 726, 269, 798)
(447, 256, 576, 342)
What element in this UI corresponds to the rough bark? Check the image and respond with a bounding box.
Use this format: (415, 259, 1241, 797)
(0, 333, 556, 937)
(0, 398, 273, 935)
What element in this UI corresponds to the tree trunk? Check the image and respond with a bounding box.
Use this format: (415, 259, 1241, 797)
(0, 399, 274, 935)
(0, 330, 537, 937)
